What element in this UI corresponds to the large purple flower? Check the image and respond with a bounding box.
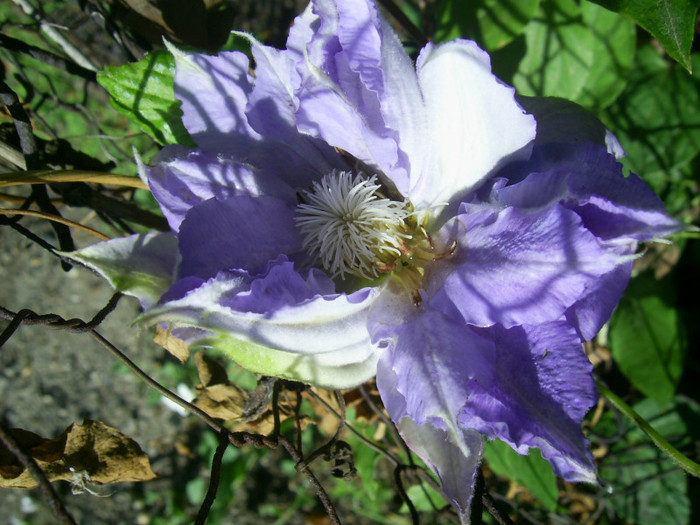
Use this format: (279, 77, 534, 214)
(68, 0, 683, 520)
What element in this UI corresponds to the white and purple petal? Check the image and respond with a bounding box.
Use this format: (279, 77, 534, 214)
(377, 355, 483, 524)
(138, 258, 382, 388)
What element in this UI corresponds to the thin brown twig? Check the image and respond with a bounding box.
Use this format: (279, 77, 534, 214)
(307, 388, 402, 466)
(395, 464, 420, 525)
(358, 384, 414, 459)
(0, 208, 110, 240)
(194, 431, 230, 525)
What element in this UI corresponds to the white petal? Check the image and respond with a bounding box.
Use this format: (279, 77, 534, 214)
(377, 18, 428, 191)
(412, 40, 536, 214)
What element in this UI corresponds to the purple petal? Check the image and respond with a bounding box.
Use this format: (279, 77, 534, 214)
(224, 259, 336, 313)
(565, 259, 633, 341)
(171, 46, 344, 189)
(331, 0, 428, 192)
(178, 195, 302, 279)
(373, 307, 494, 427)
(294, 67, 400, 186)
(429, 203, 626, 328)
(288, 0, 410, 190)
(515, 96, 621, 155)
(460, 322, 597, 483)
(172, 49, 258, 153)
(374, 309, 489, 521)
(243, 40, 348, 186)
(147, 148, 295, 232)
(493, 144, 684, 242)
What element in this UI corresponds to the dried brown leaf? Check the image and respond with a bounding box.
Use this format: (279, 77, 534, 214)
(195, 383, 247, 421)
(195, 352, 229, 387)
(154, 325, 190, 362)
(0, 420, 157, 489)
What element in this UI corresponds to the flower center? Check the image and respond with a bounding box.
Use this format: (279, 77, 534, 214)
(295, 171, 412, 280)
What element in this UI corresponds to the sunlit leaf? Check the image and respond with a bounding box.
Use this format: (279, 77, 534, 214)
(433, 0, 540, 50)
(577, 2, 636, 109)
(587, 0, 700, 72)
(512, 0, 595, 100)
(98, 49, 196, 146)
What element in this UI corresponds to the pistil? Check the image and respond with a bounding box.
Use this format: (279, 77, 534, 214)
(295, 170, 457, 301)
(295, 170, 412, 280)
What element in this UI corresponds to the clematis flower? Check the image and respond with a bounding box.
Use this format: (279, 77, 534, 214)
(67, 0, 684, 521)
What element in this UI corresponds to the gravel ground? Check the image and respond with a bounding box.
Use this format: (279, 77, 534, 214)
(0, 217, 374, 525)
(0, 216, 190, 525)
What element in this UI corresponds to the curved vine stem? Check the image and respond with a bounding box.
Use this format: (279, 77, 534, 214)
(598, 382, 700, 478)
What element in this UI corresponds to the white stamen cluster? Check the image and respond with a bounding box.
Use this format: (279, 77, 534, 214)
(296, 170, 411, 280)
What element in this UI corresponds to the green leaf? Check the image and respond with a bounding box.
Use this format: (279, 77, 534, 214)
(600, 396, 695, 525)
(484, 439, 558, 510)
(608, 272, 687, 405)
(97, 49, 196, 146)
(511, 0, 595, 101)
(587, 0, 700, 72)
(577, 2, 636, 109)
(602, 47, 700, 214)
(433, 0, 540, 50)
(400, 484, 447, 513)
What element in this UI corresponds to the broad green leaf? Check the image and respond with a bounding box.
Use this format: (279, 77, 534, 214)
(433, 0, 540, 50)
(577, 2, 636, 109)
(603, 47, 700, 214)
(608, 272, 687, 405)
(512, 0, 595, 100)
(587, 0, 700, 72)
(98, 49, 196, 146)
(599, 397, 695, 525)
(484, 439, 558, 510)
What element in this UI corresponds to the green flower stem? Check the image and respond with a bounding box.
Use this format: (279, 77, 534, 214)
(598, 382, 700, 478)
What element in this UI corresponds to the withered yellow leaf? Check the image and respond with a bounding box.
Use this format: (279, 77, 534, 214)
(0, 420, 156, 489)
